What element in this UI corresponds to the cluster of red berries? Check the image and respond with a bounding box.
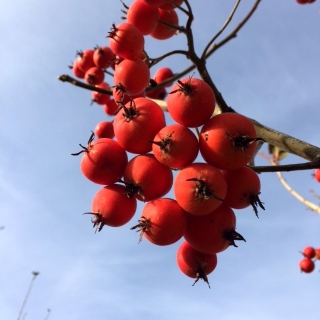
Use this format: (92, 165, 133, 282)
(69, 0, 266, 287)
(299, 246, 320, 273)
(296, 0, 316, 4)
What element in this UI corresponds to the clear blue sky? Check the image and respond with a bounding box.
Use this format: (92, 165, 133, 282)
(1, 1, 320, 319)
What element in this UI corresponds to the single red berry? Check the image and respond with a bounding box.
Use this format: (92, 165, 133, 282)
(93, 46, 115, 69)
(91, 82, 111, 105)
(302, 246, 316, 259)
(71, 59, 85, 78)
(314, 169, 320, 182)
(72, 134, 127, 186)
(199, 113, 258, 170)
(86, 184, 137, 231)
(113, 97, 166, 154)
(167, 77, 216, 128)
(76, 49, 95, 73)
(127, 0, 160, 35)
(299, 258, 315, 273)
(123, 154, 173, 202)
(221, 166, 265, 217)
(94, 121, 114, 139)
(176, 241, 217, 288)
(113, 59, 150, 96)
(150, 8, 179, 40)
(184, 203, 245, 254)
(131, 198, 187, 245)
(174, 163, 227, 216)
(103, 99, 118, 116)
(150, 124, 199, 169)
(153, 67, 174, 87)
(108, 22, 145, 60)
(84, 67, 105, 85)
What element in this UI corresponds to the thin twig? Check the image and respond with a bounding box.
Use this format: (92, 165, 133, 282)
(310, 190, 320, 201)
(202, 0, 241, 59)
(43, 309, 51, 320)
(259, 152, 320, 215)
(149, 50, 189, 68)
(17, 272, 39, 320)
(58, 75, 112, 95)
(250, 157, 320, 173)
(208, 0, 261, 54)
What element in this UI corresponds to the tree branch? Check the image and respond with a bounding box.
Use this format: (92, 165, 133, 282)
(251, 119, 320, 162)
(258, 152, 320, 215)
(202, 0, 242, 60)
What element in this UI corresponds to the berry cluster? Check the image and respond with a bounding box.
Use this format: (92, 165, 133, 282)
(299, 246, 320, 273)
(69, 0, 267, 288)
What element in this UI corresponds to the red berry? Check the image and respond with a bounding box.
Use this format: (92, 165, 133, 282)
(184, 203, 244, 254)
(93, 46, 115, 69)
(71, 59, 85, 78)
(103, 99, 118, 116)
(108, 22, 145, 59)
(314, 169, 320, 182)
(91, 82, 111, 105)
(87, 184, 137, 230)
(150, 124, 199, 169)
(176, 241, 217, 288)
(302, 246, 316, 259)
(123, 154, 173, 202)
(113, 59, 150, 96)
(73, 136, 128, 186)
(299, 258, 315, 273)
(76, 49, 95, 73)
(84, 67, 105, 85)
(199, 113, 257, 170)
(94, 121, 114, 139)
(150, 8, 179, 40)
(221, 166, 264, 217)
(113, 97, 166, 154)
(174, 163, 227, 216)
(153, 67, 174, 87)
(131, 198, 187, 245)
(167, 77, 216, 128)
(127, 0, 160, 35)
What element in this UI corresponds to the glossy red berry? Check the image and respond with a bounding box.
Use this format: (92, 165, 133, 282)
(302, 246, 316, 259)
(299, 258, 315, 273)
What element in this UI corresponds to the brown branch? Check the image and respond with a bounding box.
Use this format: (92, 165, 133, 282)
(250, 157, 320, 173)
(58, 74, 112, 95)
(149, 50, 190, 68)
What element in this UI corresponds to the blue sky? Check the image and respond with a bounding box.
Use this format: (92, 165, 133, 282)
(1, 1, 320, 319)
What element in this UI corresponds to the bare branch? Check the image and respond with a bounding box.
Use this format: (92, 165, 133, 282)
(58, 75, 112, 95)
(17, 272, 40, 320)
(202, 0, 241, 60)
(258, 152, 320, 215)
